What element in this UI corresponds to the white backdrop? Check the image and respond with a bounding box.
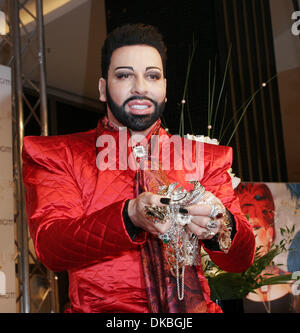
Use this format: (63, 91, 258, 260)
(0, 64, 16, 313)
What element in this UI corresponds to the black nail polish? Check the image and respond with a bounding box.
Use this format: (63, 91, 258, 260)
(160, 197, 170, 205)
(179, 207, 188, 214)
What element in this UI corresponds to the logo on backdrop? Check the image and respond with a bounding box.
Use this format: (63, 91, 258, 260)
(0, 146, 12, 153)
(0, 218, 14, 226)
(0, 77, 10, 86)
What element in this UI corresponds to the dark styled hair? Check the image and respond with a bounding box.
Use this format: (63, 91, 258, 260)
(101, 23, 167, 79)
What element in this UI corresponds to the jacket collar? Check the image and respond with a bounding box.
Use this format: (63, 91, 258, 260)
(96, 115, 166, 143)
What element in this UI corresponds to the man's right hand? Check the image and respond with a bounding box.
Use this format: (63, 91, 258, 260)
(127, 192, 171, 236)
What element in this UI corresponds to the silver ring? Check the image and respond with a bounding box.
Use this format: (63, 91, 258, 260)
(177, 212, 192, 226)
(209, 204, 224, 219)
(206, 220, 219, 230)
(171, 191, 187, 202)
(158, 233, 170, 244)
(202, 230, 216, 239)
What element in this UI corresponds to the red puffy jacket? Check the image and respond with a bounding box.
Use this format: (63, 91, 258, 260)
(22, 118, 255, 313)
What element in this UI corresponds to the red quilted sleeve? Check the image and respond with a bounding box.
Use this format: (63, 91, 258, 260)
(200, 144, 255, 273)
(22, 136, 146, 272)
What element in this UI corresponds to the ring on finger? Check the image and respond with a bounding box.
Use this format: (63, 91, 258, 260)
(146, 215, 165, 224)
(209, 204, 224, 219)
(144, 205, 167, 224)
(202, 230, 216, 239)
(158, 232, 171, 244)
(206, 219, 219, 230)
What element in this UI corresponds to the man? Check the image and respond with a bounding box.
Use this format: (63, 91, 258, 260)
(22, 23, 255, 313)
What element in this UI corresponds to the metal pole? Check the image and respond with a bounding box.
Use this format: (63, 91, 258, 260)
(36, 0, 59, 313)
(10, 0, 31, 313)
(36, 0, 48, 136)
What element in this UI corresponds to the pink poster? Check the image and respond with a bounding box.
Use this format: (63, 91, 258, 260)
(235, 182, 300, 313)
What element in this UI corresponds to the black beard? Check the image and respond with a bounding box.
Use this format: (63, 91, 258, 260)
(105, 86, 165, 131)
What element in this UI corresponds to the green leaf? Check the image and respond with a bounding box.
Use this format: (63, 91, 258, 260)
(208, 272, 246, 300)
(280, 227, 286, 236)
(245, 248, 279, 277)
(258, 274, 294, 286)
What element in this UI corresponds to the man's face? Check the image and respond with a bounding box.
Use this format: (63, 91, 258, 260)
(99, 45, 167, 131)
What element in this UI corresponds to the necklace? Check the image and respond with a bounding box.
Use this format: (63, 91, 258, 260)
(175, 215, 185, 301)
(158, 183, 204, 300)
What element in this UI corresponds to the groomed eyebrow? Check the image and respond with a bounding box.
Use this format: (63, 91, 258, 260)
(114, 66, 134, 71)
(114, 66, 162, 71)
(145, 66, 162, 71)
